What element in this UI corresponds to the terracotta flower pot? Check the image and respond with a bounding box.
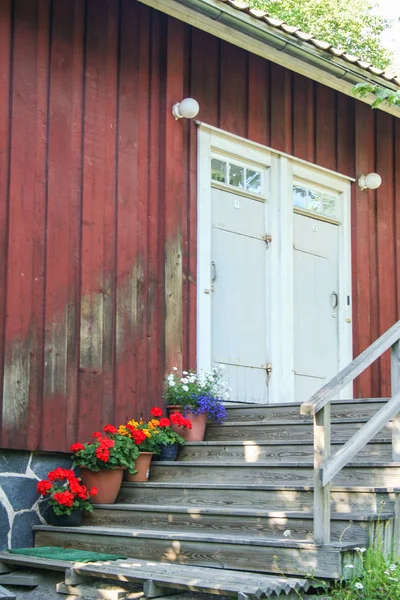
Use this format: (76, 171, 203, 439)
(124, 452, 153, 482)
(167, 406, 207, 442)
(80, 467, 125, 504)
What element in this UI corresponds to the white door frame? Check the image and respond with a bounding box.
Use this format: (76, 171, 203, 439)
(197, 124, 353, 402)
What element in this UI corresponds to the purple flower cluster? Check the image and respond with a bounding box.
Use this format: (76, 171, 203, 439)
(183, 395, 227, 424)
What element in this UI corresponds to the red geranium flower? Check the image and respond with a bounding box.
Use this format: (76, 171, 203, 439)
(159, 418, 170, 428)
(103, 424, 118, 434)
(170, 412, 184, 426)
(150, 407, 163, 418)
(53, 490, 75, 508)
(90, 487, 98, 496)
(129, 429, 147, 446)
(48, 468, 76, 482)
(95, 446, 110, 462)
(37, 480, 52, 495)
(182, 418, 192, 429)
(92, 431, 102, 440)
(70, 442, 85, 453)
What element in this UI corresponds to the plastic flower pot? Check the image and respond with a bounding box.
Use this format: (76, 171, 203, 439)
(80, 467, 125, 504)
(157, 443, 180, 461)
(124, 452, 153, 482)
(47, 509, 83, 527)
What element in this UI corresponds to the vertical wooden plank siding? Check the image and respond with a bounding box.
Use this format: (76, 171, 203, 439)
(0, 0, 12, 441)
(353, 103, 375, 397)
(1, 0, 400, 451)
(376, 112, 396, 397)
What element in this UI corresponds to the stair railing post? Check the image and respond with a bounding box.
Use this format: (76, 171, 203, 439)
(392, 340, 400, 461)
(313, 403, 331, 545)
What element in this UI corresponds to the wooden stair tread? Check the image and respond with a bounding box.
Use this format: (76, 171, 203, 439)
(33, 524, 362, 549)
(70, 558, 311, 597)
(91, 504, 394, 521)
(123, 481, 400, 492)
(149, 460, 400, 467)
(210, 417, 388, 427)
(224, 399, 387, 408)
(181, 438, 390, 446)
(0, 553, 73, 571)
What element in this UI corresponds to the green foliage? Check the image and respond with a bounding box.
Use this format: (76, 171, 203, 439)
(328, 546, 400, 599)
(353, 82, 400, 108)
(247, 0, 393, 69)
(72, 432, 139, 474)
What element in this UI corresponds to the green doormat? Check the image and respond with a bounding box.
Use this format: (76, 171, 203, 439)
(9, 547, 127, 563)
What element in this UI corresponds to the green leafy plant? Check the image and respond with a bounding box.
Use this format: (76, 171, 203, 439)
(353, 82, 400, 109)
(248, 0, 393, 69)
(71, 425, 139, 474)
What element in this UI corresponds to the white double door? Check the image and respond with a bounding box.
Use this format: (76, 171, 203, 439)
(198, 129, 352, 404)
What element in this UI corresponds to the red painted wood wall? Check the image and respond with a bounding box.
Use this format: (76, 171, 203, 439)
(0, 0, 399, 452)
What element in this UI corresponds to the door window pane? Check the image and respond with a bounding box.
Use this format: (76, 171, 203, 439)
(211, 158, 226, 183)
(308, 190, 322, 214)
(229, 164, 244, 188)
(246, 169, 261, 194)
(293, 186, 308, 209)
(322, 194, 336, 218)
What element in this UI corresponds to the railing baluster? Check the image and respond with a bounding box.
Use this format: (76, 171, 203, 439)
(392, 340, 400, 461)
(313, 404, 331, 545)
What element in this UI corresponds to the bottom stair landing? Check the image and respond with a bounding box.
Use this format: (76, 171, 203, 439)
(0, 552, 317, 599)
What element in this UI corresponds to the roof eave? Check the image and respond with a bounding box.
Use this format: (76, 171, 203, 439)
(138, 0, 400, 119)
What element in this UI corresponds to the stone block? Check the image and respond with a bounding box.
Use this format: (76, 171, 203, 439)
(30, 453, 72, 480)
(0, 451, 29, 476)
(0, 478, 39, 511)
(0, 504, 10, 551)
(11, 511, 40, 548)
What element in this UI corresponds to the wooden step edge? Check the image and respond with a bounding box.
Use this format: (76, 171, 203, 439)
(181, 438, 390, 446)
(210, 417, 387, 427)
(91, 504, 394, 521)
(33, 525, 362, 550)
(224, 399, 388, 408)
(0, 553, 72, 571)
(149, 460, 400, 468)
(121, 481, 400, 492)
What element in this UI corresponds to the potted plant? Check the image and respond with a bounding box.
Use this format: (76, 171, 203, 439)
(164, 366, 229, 441)
(37, 468, 97, 526)
(70, 424, 139, 504)
(150, 409, 189, 461)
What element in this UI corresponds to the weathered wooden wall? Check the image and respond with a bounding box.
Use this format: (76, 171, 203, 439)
(0, 0, 399, 451)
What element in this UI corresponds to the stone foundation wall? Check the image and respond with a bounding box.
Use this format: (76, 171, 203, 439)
(0, 450, 72, 549)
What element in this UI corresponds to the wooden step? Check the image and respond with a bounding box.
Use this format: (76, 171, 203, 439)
(175, 439, 391, 462)
(33, 525, 356, 578)
(148, 461, 400, 486)
(223, 399, 387, 423)
(84, 504, 393, 544)
(118, 482, 397, 512)
(205, 419, 391, 442)
(67, 557, 312, 598)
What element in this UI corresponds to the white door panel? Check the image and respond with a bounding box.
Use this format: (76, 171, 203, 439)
(293, 213, 339, 403)
(211, 187, 269, 403)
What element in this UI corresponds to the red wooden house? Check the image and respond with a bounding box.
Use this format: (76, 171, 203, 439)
(0, 0, 399, 456)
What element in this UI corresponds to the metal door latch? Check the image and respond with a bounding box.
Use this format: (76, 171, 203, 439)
(266, 363, 272, 382)
(263, 235, 272, 248)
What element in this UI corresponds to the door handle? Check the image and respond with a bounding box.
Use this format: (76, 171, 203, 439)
(331, 292, 338, 309)
(211, 261, 217, 284)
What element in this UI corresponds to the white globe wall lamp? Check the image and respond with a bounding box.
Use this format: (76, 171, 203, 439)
(172, 98, 200, 120)
(358, 172, 382, 191)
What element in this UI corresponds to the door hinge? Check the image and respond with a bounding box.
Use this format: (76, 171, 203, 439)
(266, 363, 272, 383)
(263, 234, 272, 248)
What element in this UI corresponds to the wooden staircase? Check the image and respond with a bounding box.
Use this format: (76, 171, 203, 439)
(30, 398, 399, 590)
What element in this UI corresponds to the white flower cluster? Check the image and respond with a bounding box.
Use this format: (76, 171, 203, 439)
(166, 365, 230, 400)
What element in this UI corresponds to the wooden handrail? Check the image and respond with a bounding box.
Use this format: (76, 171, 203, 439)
(299, 320, 400, 545)
(300, 320, 400, 416)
